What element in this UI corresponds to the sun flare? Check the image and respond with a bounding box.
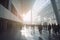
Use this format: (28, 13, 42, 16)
(23, 11, 31, 23)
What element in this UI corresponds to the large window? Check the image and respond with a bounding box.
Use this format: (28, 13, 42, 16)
(11, 4, 17, 16)
(0, 0, 9, 9)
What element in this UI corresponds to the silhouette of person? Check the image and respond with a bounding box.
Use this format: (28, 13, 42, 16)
(48, 24, 51, 34)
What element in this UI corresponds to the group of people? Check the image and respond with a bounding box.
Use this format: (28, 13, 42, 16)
(38, 24, 60, 35)
(51, 24, 60, 34)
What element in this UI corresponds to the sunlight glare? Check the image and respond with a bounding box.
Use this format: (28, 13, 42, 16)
(23, 10, 31, 23)
(21, 26, 33, 37)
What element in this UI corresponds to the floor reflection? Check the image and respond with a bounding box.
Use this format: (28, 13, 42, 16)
(0, 25, 60, 40)
(20, 25, 40, 40)
(20, 25, 60, 40)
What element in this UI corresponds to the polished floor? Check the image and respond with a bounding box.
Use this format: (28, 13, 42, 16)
(0, 25, 60, 40)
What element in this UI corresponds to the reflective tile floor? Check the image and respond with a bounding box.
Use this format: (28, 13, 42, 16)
(0, 25, 60, 40)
